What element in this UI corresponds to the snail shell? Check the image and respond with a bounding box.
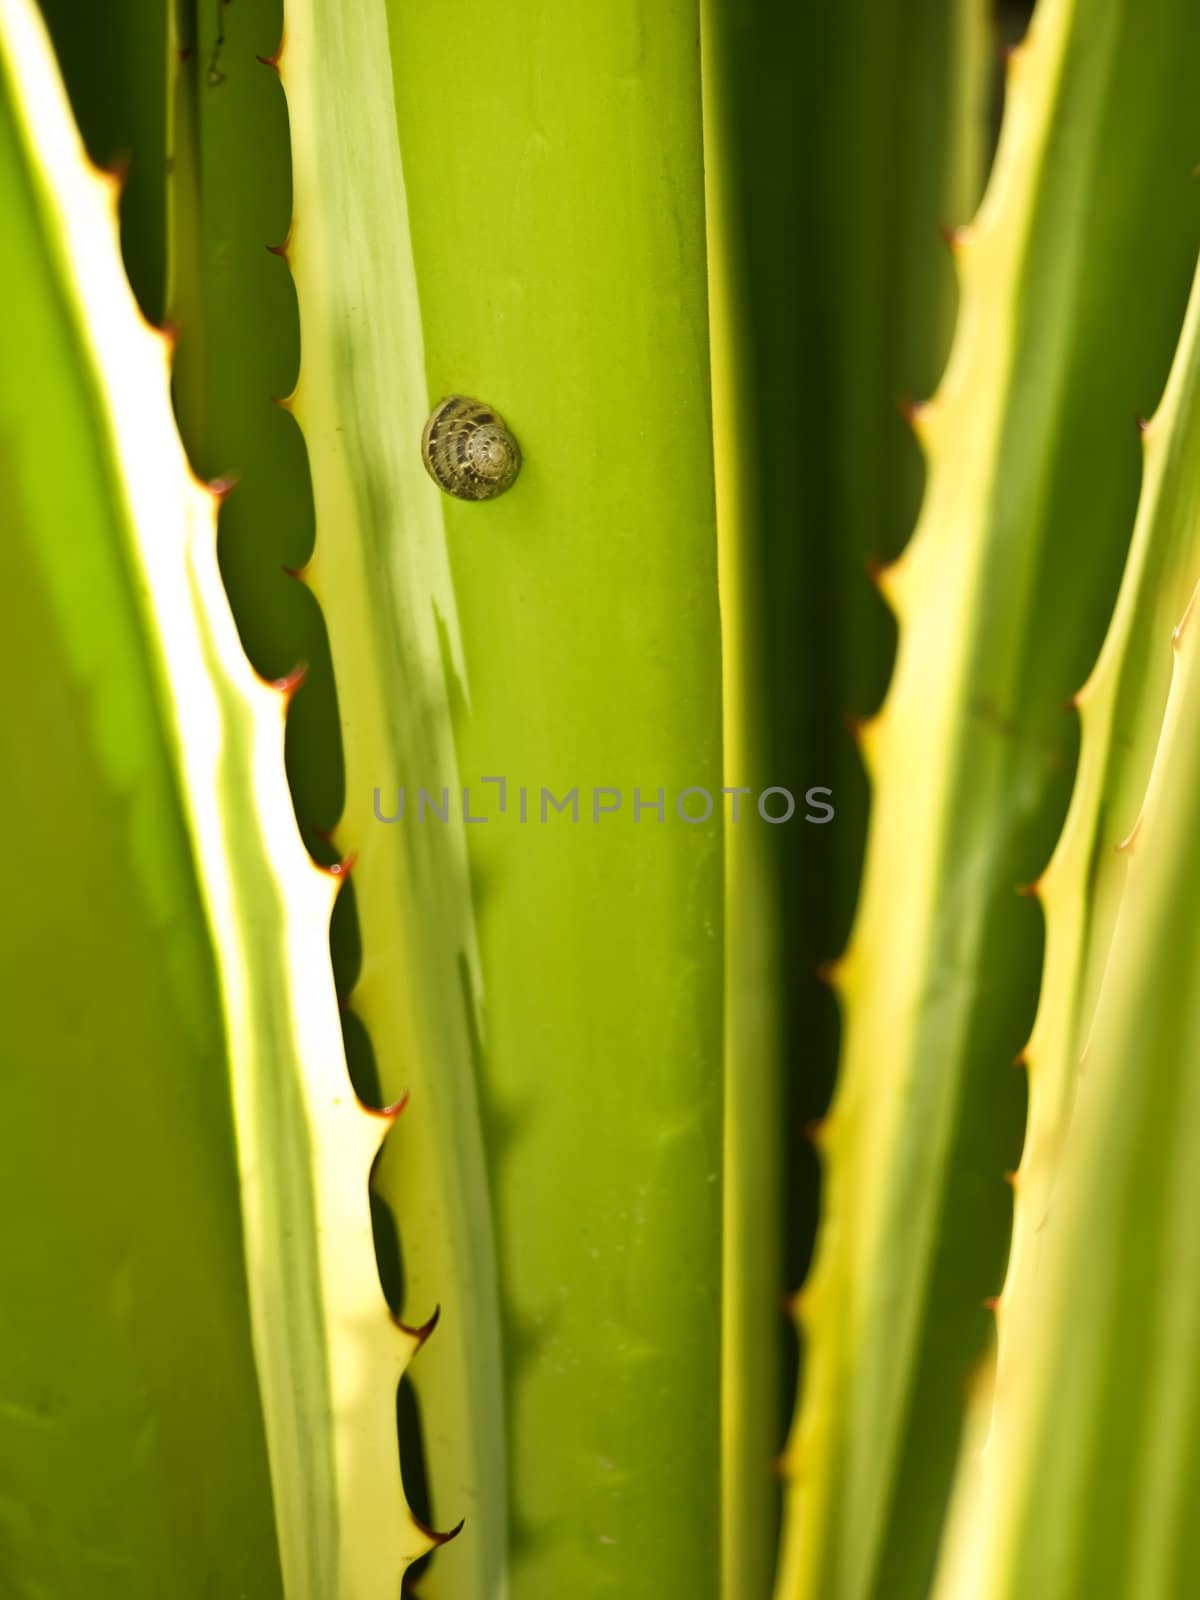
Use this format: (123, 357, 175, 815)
(421, 395, 521, 501)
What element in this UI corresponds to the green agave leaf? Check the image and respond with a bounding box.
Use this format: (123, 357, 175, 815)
(0, 4, 420, 1593)
(933, 250, 1200, 1599)
(699, 1, 988, 1594)
(777, 0, 1200, 1595)
(275, 6, 507, 1590)
(0, 19, 278, 1600)
(167, 0, 322, 710)
(279, 1, 725, 1594)
(34, 0, 170, 322)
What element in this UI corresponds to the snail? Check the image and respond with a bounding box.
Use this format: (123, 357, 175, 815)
(420, 395, 522, 501)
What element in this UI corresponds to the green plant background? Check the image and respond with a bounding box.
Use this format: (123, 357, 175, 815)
(4, 0, 1200, 1596)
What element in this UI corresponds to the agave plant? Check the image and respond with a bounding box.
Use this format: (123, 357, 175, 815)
(3, 0, 1199, 1596)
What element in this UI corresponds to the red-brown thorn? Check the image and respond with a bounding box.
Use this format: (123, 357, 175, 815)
(272, 660, 309, 699)
(256, 26, 286, 70)
(865, 552, 888, 589)
(99, 153, 131, 192)
(409, 1508, 465, 1550)
(897, 393, 930, 433)
(361, 1088, 410, 1123)
(1116, 818, 1142, 855)
(391, 1301, 441, 1347)
(208, 472, 240, 502)
(152, 318, 181, 353)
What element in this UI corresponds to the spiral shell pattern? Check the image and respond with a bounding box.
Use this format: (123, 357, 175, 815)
(420, 395, 522, 501)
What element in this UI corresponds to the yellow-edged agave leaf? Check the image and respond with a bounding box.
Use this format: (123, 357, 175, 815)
(0, 3, 424, 1593)
(933, 251, 1200, 1600)
(776, 0, 1200, 1596)
(700, 1, 988, 1594)
(275, 5, 506, 1591)
(279, 1, 725, 1594)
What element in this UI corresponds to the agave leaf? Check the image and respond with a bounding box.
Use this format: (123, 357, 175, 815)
(0, 4, 420, 1593)
(933, 247, 1200, 1598)
(34, 0, 170, 321)
(276, 5, 506, 1590)
(280, 1, 725, 1594)
(168, 0, 321, 696)
(699, 1, 988, 1594)
(776, 0, 1200, 1595)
